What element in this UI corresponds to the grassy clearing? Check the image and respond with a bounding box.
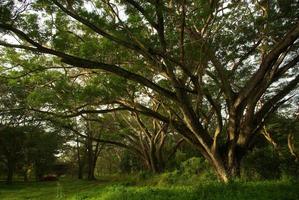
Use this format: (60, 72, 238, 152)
(0, 177, 298, 200)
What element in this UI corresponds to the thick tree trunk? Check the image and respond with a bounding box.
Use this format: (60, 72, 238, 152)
(209, 150, 245, 183)
(227, 151, 242, 178)
(219, 109, 249, 180)
(209, 153, 229, 183)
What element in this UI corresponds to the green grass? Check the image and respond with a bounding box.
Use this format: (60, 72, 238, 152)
(96, 181, 299, 200)
(0, 178, 298, 200)
(0, 179, 104, 200)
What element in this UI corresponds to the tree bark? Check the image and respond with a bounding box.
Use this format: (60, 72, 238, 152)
(86, 138, 96, 180)
(6, 162, 14, 185)
(76, 136, 83, 179)
(78, 164, 84, 179)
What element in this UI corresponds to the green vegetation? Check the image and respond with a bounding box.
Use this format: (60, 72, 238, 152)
(0, 179, 102, 200)
(98, 181, 299, 200)
(0, 178, 298, 200)
(0, 1, 299, 199)
(1, 0, 299, 183)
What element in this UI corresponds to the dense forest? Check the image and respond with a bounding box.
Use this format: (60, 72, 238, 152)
(0, 0, 299, 199)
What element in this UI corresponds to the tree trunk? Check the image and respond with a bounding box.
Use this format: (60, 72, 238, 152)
(23, 169, 28, 182)
(76, 136, 83, 179)
(149, 142, 160, 173)
(6, 163, 14, 185)
(87, 165, 96, 180)
(204, 151, 244, 183)
(87, 147, 96, 180)
(209, 152, 230, 183)
(227, 151, 242, 178)
(86, 137, 97, 180)
(154, 148, 165, 173)
(140, 142, 165, 173)
(78, 162, 83, 180)
(88, 152, 99, 180)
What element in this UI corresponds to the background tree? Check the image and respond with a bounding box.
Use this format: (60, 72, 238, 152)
(0, 127, 25, 184)
(0, 126, 63, 183)
(116, 111, 184, 173)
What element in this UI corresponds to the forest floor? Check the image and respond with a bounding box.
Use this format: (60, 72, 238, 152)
(0, 176, 299, 200)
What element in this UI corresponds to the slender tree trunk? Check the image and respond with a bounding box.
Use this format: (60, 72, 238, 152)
(87, 144, 95, 180)
(87, 150, 99, 180)
(6, 162, 14, 185)
(143, 159, 151, 172)
(156, 149, 165, 173)
(92, 158, 98, 178)
(149, 142, 160, 173)
(76, 136, 83, 179)
(23, 168, 28, 182)
(23, 173, 28, 182)
(78, 162, 83, 180)
(140, 142, 165, 173)
(86, 136, 98, 180)
(152, 147, 165, 173)
(87, 164, 96, 180)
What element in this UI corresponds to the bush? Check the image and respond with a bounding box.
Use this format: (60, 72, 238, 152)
(157, 170, 181, 185)
(180, 157, 206, 176)
(242, 147, 281, 180)
(137, 171, 153, 181)
(156, 157, 216, 185)
(241, 145, 299, 181)
(279, 156, 299, 181)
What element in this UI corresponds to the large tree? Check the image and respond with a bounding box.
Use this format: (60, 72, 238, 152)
(0, 0, 299, 182)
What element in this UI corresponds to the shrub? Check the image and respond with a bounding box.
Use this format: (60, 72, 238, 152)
(156, 157, 216, 185)
(157, 170, 181, 185)
(180, 157, 206, 177)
